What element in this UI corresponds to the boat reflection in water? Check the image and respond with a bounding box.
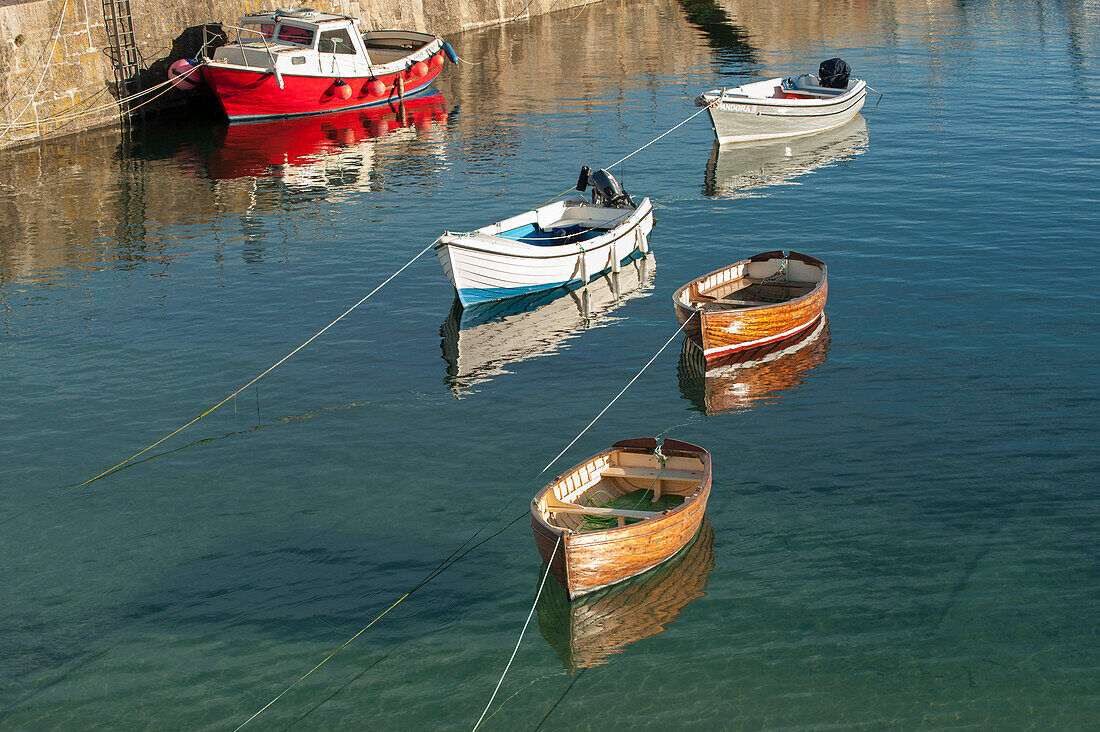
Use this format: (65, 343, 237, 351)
(200, 91, 451, 183)
(536, 519, 714, 673)
(440, 254, 655, 397)
(704, 116, 867, 199)
(678, 316, 830, 415)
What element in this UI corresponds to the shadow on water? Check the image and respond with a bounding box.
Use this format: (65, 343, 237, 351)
(676, 0, 760, 72)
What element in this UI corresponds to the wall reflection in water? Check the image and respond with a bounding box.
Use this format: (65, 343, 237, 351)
(704, 116, 868, 198)
(536, 519, 715, 673)
(678, 316, 830, 415)
(440, 254, 656, 397)
(0, 93, 453, 290)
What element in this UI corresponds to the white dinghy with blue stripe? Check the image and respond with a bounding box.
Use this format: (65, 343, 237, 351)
(435, 167, 654, 307)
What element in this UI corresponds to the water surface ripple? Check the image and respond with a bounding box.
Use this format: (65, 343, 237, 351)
(1, 0, 1097, 727)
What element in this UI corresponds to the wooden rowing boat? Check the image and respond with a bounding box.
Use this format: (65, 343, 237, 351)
(672, 251, 827, 370)
(537, 518, 715, 672)
(530, 438, 711, 600)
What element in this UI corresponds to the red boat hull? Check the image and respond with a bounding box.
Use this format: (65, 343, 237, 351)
(202, 54, 444, 121)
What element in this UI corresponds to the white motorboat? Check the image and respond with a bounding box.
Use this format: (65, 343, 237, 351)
(434, 168, 654, 307)
(697, 58, 867, 144)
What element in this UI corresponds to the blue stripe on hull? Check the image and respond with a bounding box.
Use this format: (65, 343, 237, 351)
(457, 280, 579, 307)
(455, 251, 647, 307)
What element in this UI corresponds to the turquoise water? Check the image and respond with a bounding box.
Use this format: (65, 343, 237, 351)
(1, 0, 1098, 727)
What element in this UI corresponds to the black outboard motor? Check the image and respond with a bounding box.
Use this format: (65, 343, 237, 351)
(818, 57, 851, 89)
(575, 166, 634, 207)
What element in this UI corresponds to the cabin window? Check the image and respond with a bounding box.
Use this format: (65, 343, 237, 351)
(240, 22, 274, 41)
(291, 56, 306, 65)
(277, 24, 315, 46)
(318, 29, 356, 54)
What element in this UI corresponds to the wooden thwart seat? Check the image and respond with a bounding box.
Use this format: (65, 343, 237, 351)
(601, 466, 700, 483)
(547, 503, 661, 519)
(545, 493, 664, 528)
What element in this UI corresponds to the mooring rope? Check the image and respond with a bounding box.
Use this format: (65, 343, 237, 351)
(605, 97, 719, 170)
(471, 533, 561, 731)
(233, 313, 695, 728)
(1, 65, 203, 132)
(1, 238, 440, 527)
(0, 0, 68, 142)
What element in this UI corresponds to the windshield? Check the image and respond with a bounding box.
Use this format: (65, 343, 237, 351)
(276, 24, 315, 46)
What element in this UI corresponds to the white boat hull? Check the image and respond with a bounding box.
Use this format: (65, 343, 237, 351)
(701, 77, 867, 144)
(435, 197, 654, 307)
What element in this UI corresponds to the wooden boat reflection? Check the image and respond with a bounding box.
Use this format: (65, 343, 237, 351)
(704, 116, 867, 199)
(673, 251, 827, 369)
(203, 91, 449, 179)
(536, 518, 714, 672)
(678, 316, 830, 415)
(531, 438, 711, 600)
(440, 254, 655, 397)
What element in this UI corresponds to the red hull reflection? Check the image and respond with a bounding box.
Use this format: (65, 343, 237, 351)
(203, 91, 449, 179)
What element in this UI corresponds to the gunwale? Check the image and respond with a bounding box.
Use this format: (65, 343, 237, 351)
(530, 438, 712, 600)
(435, 197, 653, 260)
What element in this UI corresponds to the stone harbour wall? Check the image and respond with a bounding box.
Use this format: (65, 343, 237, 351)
(0, 0, 603, 149)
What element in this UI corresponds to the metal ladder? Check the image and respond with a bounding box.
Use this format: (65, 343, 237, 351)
(102, 0, 142, 114)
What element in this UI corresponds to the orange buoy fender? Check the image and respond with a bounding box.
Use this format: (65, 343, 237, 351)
(333, 80, 352, 100)
(367, 79, 386, 97)
(410, 61, 428, 78)
(430, 52, 444, 67)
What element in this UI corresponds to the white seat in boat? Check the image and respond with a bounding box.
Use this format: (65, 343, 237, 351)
(782, 74, 850, 97)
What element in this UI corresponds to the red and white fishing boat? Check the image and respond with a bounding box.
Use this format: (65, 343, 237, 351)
(172, 8, 456, 121)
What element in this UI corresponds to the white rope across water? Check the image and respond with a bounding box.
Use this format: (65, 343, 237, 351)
(472, 534, 562, 732)
(606, 97, 719, 170)
(232, 314, 695, 728)
(1, 238, 440, 527)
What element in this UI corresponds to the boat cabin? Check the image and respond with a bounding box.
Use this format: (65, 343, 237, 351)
(210, 9, 440, 77)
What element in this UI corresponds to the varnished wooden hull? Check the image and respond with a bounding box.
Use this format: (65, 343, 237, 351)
(678, 317, 831, 415)
(673, 251, 827, 368)
(536, 518, 715, 671)
(531, 438, 712, 600)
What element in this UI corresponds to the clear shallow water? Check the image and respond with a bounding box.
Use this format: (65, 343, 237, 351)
(1, 0, 1098, 727)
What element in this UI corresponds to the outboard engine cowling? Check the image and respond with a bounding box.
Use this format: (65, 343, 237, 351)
(818, 57, 851, 89)
(575, 167, 634, 207)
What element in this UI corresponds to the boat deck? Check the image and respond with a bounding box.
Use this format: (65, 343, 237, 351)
(496, 222, 608, 246)
(542, 451, 704, 533)
(693, 278, 817, 309)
